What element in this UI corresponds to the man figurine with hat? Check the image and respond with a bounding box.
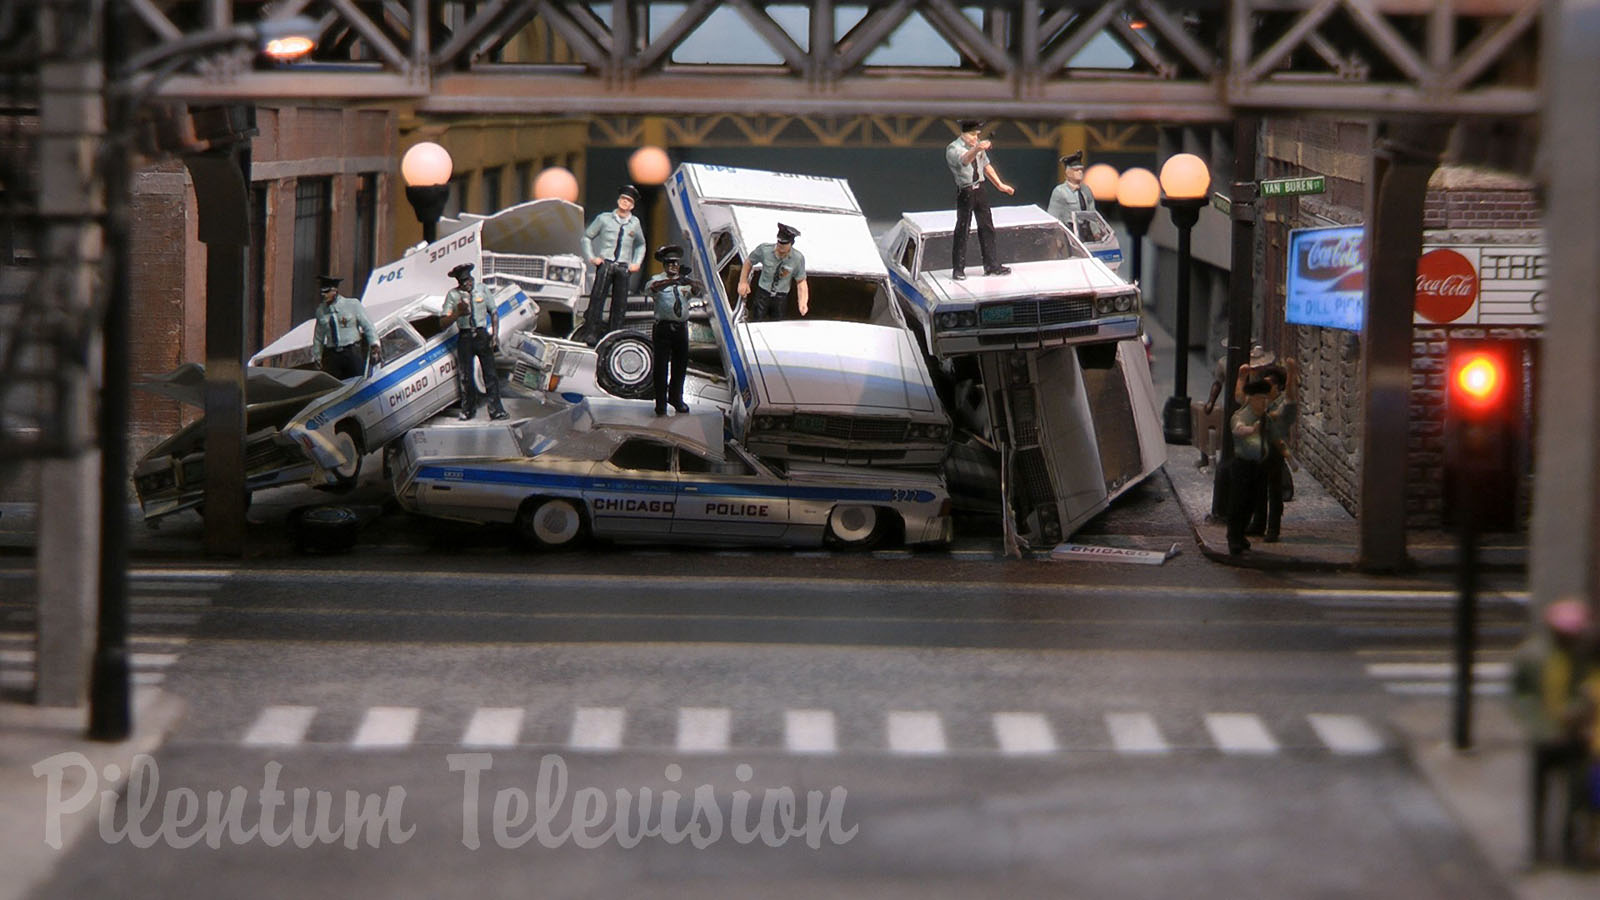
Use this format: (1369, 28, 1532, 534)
(1226, 378, 1274, 555)
(578, 184, 648, 346)
(647, 244, 699, 416)
(1047, 150, 1096, 231)
(944, 118, 1015, 280)
(310, 275, 378, 380)
(737, 223, 809, 322)
(441, 262, 507, 421)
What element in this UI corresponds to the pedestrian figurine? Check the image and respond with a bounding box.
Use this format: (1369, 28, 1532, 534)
(1196, 341, 1274, 470)
(1047, 150, 1096, 232)
(1511, 597, 1599, 865)
(737, 223, 808, 322)
(310, 275, 379, 380)
(1226, 379, 1272, 555)
(945, 119, 1015, 281)
(578, 184, 647, 346)
(441, 263, 508, 421)
(1248, 359, 1299, 542)
(648, 244, 697, 416)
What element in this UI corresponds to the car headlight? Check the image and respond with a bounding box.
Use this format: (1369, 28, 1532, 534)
(549, 265, 579, 284)
(957, 311, 977, 328)
(1095, 296, 1115, 315)
(1114, 293, 1135, 312)
(936, 312, 955, 329)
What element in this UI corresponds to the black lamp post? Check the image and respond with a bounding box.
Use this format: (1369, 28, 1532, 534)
(402, 142, 453, 243)
(1115, 168, 1159, 290)
(1158, 153, 1212, 446)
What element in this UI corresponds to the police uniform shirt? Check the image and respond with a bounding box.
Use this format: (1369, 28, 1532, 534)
(748, 243, 806, 295)
(1230, 406, 1268, 461)
(650, 280, 691, 323)
(580, 211, 647, 266)
(446, 285, 496, 331)
(312, 295, 377, 354)
(946, 136, 988, 189)
(1047, 180, 1096, 224)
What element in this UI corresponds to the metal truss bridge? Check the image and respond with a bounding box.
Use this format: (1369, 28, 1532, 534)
(129, 0, 1540, 120)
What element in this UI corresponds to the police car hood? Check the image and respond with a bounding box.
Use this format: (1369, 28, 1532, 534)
(439, 198, 584, 257)
(923, 257, 1126, 304)
(403, 421, 528, 463)
(743, 321, 939, 414)
(138, 362, 342, 409)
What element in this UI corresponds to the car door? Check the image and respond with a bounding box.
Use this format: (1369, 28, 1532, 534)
(671, 446, 789, 541)
(583, 437, 678, 538)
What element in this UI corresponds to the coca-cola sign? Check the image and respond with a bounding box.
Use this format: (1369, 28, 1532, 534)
(1414, 248, 1479, 324)
(1286, 225, 1366, 331)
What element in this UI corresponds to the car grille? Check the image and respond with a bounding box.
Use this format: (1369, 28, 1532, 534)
(1036, 297, 1095, 325)
(512, 360, 540, 387)
(1013, 447, 1054, 511)
(245, 440, 301, 473)
(483, 253, 544, 281)
(818, 416, 909, 442)
(978, 323, 1099, 345)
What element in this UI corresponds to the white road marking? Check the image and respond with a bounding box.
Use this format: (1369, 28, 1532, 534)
(0, 649, 30, 665)
(1365, 662, 1510, 679)
(1385, 681, 1509, 696)
(783, 709, 837, 755)
(129, 595, 213, 607)
(129, 612, 202, 627)
(1307, 714, 1385, 755)
(569, 707, 625, 751)
(1204, 713, 1280, 755)
(1104, 712, 1171, 755)
(241, 705, 317, 746)
(676, 707, 732, 754)
(130, 581, 224, 593)
(992, 712, 1057, 756)
(462, 707, 524, 748)
(886, 711, 946, 755)
(0, 670, 31, 689)
(351, 707, 420, 749)
(132, 672, 165, 685)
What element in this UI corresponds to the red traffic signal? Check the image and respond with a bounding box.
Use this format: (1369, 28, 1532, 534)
(1447, 349, 1509, 420)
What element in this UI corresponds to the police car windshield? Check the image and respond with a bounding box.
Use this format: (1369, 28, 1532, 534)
(922, 224, 1085, 272)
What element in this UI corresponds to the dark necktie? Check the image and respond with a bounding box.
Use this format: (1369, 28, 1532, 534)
(611, 216, 624, 262)
(672, 286, 682, 319)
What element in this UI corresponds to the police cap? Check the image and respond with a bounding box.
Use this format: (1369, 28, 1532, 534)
(447, 263, 475, 281)
(1061, 151, 1085, 169)
(654, 244, 684, 263)
(957, 119, 984, 133)
(317, 275, 342, 290)
(617, 184, 642, 204)
(775, 223, 800, 244)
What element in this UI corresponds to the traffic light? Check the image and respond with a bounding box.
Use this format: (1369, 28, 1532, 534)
(1441, 344, 1519, 531)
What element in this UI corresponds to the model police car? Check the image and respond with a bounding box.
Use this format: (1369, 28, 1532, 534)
(879, 204, 1142, 358)
(391, 397, 953, 550)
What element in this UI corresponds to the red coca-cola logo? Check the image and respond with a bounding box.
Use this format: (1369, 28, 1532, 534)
(1414, 248, 1478, 324)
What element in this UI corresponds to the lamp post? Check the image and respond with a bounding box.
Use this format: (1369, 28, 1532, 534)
(402, 142, 453, 244)
(1158, 153, 1211, 446)
(1116, 168, 1159, 288)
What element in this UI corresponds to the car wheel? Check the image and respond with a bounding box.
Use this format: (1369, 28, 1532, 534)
(825, 504, 883, 550)
(517, 497, 588, 550)
(594, 331, 654, 400)
(331, 422, 363, 490)
(289, 504, 361, 554)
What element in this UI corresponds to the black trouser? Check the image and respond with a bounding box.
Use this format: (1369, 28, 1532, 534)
(582, 261, 631, 344)
(1226, 457, 1265, 551)
(324, 344, 366, 380)
(953, 183, 1000, 274)
(747, 286, 788, 322)
(652, 320, 689, 411)
(455, 329, 504, 416)
(1530, 740, 1588, 864)
(1249, 447, 1285, 537)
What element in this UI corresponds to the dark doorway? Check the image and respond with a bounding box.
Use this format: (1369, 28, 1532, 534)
(291, 177, 331, 324)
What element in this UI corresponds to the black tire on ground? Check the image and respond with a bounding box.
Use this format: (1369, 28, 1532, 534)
(824, 504, 886, 550)
(330, 421, 363, 491)
(593, 331, 655, 400)
(290, 504, 362, 554)
(516, 497, 589, 550)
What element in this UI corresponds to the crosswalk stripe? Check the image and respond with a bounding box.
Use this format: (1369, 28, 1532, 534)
(992, 712, 1057, 756)
(242, 706, 317, 746)
(783, 709, 837, 755)
(676, 707, 731, 754)
(1307, 714, 1385, 755)
(462, 707, 524, 748)
(132, 672, 166, 686)
(351, 707, 420, 749)
(0, 649, 30, 665)
(129, 612, 202, 627)
(1205, 713, 1279, 755)
(1365, 662, 1510, 679)
(569, 707, 625, 751)
(1104, 712, 1171, 754)
(886, 711, 946, 755)
(1385, 681, 1509, 696)
(0, 670, 31, 689)
(130, 595, 213, 607)
(131, 581, 223, 593)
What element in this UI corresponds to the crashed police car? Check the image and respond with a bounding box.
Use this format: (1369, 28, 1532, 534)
(391, 397, 953, 550)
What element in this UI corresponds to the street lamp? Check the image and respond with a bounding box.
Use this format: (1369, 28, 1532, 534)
(1084, 163, 1120, 205)
(1116, 167, 1159, 287)
(1158, 153, 1211, 445)
(402, 142, 453, 244)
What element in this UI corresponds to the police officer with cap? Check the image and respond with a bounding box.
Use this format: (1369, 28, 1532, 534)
(310, 275, 378, 379)
(647, 244, 698, 416)
(944, 118, 1015, 280)
(1047, 150, 1096, 227)
(579, 183, 647, 346)
(737, 222, 808, 322)
(441, 262, 507, 420)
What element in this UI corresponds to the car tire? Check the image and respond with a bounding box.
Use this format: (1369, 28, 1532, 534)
(289, 504, 361, 554)
(517, 497, 588, 550)
(594, 331, 655, 400)
(330, 422, 363, 490)
(824, 504, 884, 550)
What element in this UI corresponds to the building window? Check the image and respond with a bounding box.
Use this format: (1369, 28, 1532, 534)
(515, 162, 533, 203)
(291, 177, 332, 324)
(445, 174, 468, 218)
(249, 185, 268, 352)
(353, 173, 378, 297)
(482, 166, 502, 213)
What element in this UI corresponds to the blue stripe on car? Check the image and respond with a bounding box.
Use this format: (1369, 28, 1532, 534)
(415, 464, 936, 504)
(887, 269, 929, 312)
(671, 171, 750, 399)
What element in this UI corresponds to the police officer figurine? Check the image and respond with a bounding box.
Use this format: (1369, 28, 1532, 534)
(1048, 150, 1096, 229)
(945, 119, 1015, 280)
(737, 223, 808, 322)
(648, 244, 697, 416)
(311, 275, 379, 379)
(441, 263, 508, 421)
(579, 184, 647, 346)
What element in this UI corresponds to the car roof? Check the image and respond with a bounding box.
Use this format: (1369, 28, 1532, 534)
(678, 163, 861, 214)
(728, 206, 887, 278)
(567, 397, 725, 461)
(899, 204, 1061, 235)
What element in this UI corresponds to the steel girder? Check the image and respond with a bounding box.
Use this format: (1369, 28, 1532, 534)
(126, 1, 1540, 119)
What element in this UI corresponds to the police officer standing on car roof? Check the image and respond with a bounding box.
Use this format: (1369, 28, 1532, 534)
(737, 223, 809, 322)
(441, 263, 508, 421)
(1047, 150, 1096, 226)
(310, 274, 379, 380)
(579, 184, 648, 346)
(945, 118, 1015, 280)
(648, 244, 697, 416)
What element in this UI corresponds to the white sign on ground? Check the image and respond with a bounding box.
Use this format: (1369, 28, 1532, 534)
(1048, 543, 1181, 565)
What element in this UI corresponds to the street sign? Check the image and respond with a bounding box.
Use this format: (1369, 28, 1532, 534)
(1049, 543, 1181, 565)
(1210, 191, 1232, 215)
(1259, 175, 1326, 198)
